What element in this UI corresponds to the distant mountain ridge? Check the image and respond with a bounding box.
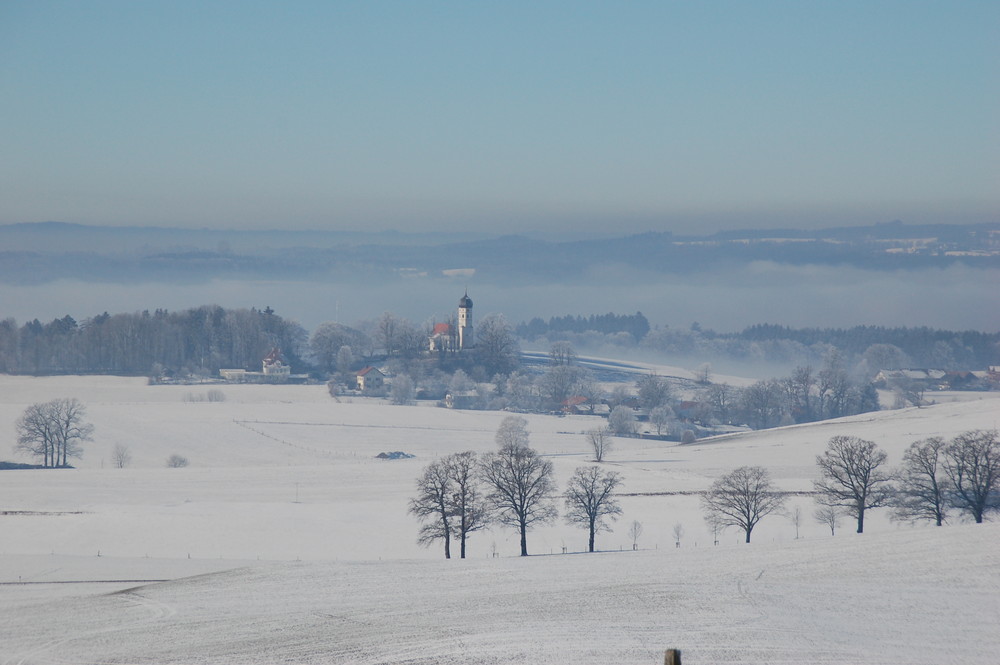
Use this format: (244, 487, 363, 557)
(0, 220, 996, 286)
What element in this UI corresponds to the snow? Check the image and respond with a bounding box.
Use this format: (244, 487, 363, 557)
(1, 375, 999, 663)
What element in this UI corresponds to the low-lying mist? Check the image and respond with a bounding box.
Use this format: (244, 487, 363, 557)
(5, 263, 996, 338)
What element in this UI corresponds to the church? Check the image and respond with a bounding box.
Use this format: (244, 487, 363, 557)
(428, 292, 475, 353)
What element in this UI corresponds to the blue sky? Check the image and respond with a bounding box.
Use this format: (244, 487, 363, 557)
(1, 1, 997, 234)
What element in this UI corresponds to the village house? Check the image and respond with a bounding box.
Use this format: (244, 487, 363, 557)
(355, 366, 386, 392)
(220, 348, 304, 383)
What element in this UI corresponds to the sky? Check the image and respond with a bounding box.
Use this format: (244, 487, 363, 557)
(1, 1, 997, 235)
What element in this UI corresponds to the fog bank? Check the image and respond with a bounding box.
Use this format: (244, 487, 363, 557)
(3, 263, 996, 334)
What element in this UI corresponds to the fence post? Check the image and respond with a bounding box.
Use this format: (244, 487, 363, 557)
(665, 648, 682, 665)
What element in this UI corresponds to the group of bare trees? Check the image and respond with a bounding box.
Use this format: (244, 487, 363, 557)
(813, 430, 1000, 533)
(700, 429, 999, 543)
(14, 398, 93, 467)
(409, 416, 624, 557)
(699, 358, 880, 431)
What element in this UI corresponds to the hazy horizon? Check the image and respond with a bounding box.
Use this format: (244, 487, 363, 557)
(2, 2, 997, 235)
(6, 262, 998, 336)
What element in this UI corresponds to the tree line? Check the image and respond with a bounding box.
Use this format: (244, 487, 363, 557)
(519, 315, 1000, 372)
(516, 312, 650, 342)
(4, 302, 995, 381)
(0, 306, 308, 376)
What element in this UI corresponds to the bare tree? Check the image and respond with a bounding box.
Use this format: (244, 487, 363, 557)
(672, 522, 685, 547)
(15, 398, 94, 467)
(701, 466, 786, 543)
(740, 379, 786, 430)
(814, 503, 841, 535)
(309, 322, 366, 371)
(480, 417, 557, 556)
(575, 371, 602, 414)
(608, 405, 637, 436)
(814, 436, 893, 533)
(495, 415, 530, 449)
(703, 383, 737, 424)
(789, 505, 802, 539)
(112, 443, 132, 469)
(564, 466, 623, 552)
(443, 451, 490, 559)
(166, 454, 189, 468)
(448, 368, 474, 395)
(893, 437, 949, 526)
(705, 513, 723, 545)
(783, 366, 816, 422)
(606, 385, 632, 409)
(409, 458, 453, 558)
(818, 351, 851, 418)
(649, 406, 673, 436)
(586, 428, 613, 462)
(636, 373, 672, 411)
(549, 341, 577, 366)
(335, 345, 355, 381)
(475, 314, 520, 377)
(389, 374, 415, 405)
(376, 311, 401, 357)
(628, 520, 643, 550)
(944, 429, 1000, 523)
(538, 364, 583, 410)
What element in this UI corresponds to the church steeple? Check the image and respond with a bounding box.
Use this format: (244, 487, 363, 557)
(458, 290, 474, 349)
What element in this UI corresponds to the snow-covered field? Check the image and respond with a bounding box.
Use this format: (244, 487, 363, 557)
(1, 375, 998, 664)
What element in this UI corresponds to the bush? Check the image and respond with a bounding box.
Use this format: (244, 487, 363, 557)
(608, 405, 638, 436)
(206, 389, 226, 402)
(167, 454, 189, 468)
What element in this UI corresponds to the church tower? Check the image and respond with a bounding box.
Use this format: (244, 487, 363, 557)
(458, 291, 474, 350)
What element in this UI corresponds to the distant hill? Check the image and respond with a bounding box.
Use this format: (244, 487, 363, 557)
(0, 220, 996, 286)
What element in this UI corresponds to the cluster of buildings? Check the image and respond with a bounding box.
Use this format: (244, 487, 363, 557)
(219, 292, 477, 388)
(873, 367, 1000, 392)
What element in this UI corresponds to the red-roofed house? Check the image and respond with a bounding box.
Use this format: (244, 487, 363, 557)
(356, 366, 386, 392)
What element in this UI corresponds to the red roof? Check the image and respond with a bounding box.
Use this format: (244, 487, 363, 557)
(357, 366, 381, 376)
(431, 323, 452, 335)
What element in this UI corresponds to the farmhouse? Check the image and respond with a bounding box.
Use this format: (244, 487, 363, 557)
(220, 348, 305, 383)
(355, 366, 386, 392)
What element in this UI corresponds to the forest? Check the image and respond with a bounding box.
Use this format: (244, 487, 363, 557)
(0, 306, 307, 377)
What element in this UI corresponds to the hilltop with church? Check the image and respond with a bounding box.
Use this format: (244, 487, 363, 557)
(428, 291, 475, 353)
(219, 291, 488, 387)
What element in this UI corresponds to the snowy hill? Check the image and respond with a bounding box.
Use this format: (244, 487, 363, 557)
(1, 375, 998, 663)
